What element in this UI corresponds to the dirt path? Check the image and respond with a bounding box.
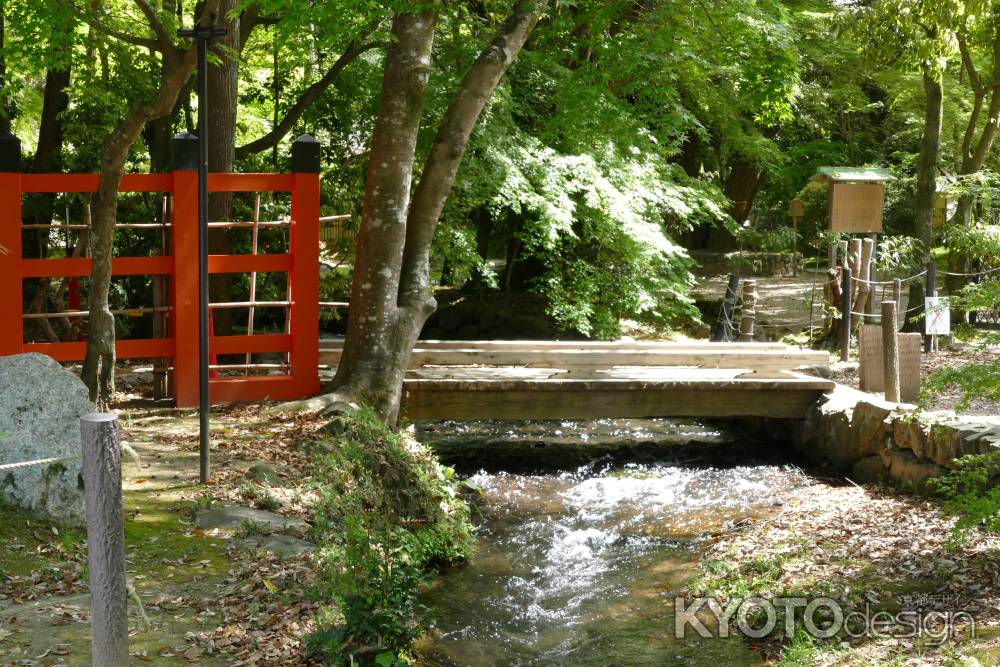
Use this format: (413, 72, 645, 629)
(0, 402, 324, 666)
(694, 267, 829, 337)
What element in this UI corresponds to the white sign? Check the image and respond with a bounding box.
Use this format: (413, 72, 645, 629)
(925, 297, 950, 335)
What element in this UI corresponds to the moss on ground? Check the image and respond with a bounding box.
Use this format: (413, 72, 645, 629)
(0, 502, 84, 579)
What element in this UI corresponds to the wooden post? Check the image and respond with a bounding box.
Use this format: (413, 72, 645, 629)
(881, 301, 900, 402)
(0, 131, 22, 357)
(841, 266, 852, 362)
(853, 237, 874, 327)
(80, 413, 128, 667)
(739, 279, 757, 342)
(925, 260, 937, 354)
(289, 135, 322, 396)
(714, 274, 740, 342)
(171, 133, 200, 408)
(892, 279, 902, 331)
(867, 233, 879, 319)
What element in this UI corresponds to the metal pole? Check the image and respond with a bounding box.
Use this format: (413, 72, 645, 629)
(925, 259, 937, 354)
(196, 33, 210, 484)
(179, 21, 227, 484)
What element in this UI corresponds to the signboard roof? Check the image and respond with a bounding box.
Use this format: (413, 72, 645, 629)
(813, 167, 894, 183)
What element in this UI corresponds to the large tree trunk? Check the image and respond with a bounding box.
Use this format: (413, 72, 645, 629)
(332, 1, 547, 423)
(947, 28, 1000, 313)
(331, 11, 438, 419)
(914, 68, 942, 261)
(204, 0, 241, 334)
(24, 64, 72, 262)
(82, 4, 218, 407)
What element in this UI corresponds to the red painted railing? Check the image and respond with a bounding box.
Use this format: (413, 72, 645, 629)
(0, 134, 321, 407)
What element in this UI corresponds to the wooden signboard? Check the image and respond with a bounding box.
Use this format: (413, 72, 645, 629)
(859, 325, 921, 402)
(788, 198, 805, 218)
(829, 182, 884, 233)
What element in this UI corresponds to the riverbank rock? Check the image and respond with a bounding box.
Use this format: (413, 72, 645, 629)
(247, 461, 284, 486)
(194, 506, 309, 533)
(0, 354, 94, 525)
(790, 382, 1000, 490)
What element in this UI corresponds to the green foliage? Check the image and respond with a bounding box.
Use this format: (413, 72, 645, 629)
(305, 409, 472, 665)
(922, 362, 1000, 412)
(922, 280, 1000, 412)
(943, 223, 1000, 263)
(929, 451, 1000, 542)
(874, 235, 926, 278)
(735, 224, 800, 253)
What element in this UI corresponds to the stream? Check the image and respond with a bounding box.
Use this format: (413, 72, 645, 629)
(416, 419, 809, 666)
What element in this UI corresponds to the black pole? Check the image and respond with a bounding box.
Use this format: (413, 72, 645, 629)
(179, 22, 227, 484)
(196, 34, 210, 484)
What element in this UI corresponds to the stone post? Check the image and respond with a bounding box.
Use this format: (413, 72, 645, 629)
(81, 413, 128, 667)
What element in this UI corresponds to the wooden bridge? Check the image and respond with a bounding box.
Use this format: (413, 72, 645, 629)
(319, 340, 834, 420)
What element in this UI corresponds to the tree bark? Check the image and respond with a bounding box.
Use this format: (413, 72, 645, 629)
(332, 1, 547, 423)
(331, 10, 438, 419)
(914, 67, 942, 261)
(82, 1, 219, 408)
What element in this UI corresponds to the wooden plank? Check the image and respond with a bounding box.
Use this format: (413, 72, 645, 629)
(401, 380, 829, 420)
(320, 348, 830, 372)
(402, 376, 835, 392)
(319, 339, 790, 351)
(858, 325, 921, 401)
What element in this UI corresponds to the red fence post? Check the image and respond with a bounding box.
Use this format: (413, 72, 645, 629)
(0, 131, 22, 356)
(172, 133, 200, 407)
(289, 135, 321, 396)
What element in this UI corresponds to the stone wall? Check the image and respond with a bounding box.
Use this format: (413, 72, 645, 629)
(780, 384, 1000, 489)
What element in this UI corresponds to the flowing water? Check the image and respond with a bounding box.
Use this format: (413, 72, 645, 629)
(417, 420, 808, 666)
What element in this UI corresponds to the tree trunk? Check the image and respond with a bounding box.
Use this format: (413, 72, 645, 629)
(331, 11, 439, 420)
(332, 2, 547, 423)
(82, 4, 217, 407)
(204, 0, 241, 334)
(0, 4, 11, 133)
(914, 67, 942, 261)
(709, 156, 764, 251)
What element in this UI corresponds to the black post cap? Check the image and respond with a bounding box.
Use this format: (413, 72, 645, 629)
(0, 130, 21, 173)
(291, 134, 321, 173)
(172, 132, 199, 171)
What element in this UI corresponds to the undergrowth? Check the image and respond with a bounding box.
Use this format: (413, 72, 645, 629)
(303, 408, 474, 666)
(929, 451, 1000, 544)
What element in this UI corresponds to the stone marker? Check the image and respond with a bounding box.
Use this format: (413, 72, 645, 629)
(0, 353, 94, 524)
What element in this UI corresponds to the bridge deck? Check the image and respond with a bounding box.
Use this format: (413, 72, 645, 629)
(319, 340, 834, 420)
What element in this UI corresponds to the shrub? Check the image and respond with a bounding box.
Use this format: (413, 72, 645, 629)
(305, 409, 473, 665)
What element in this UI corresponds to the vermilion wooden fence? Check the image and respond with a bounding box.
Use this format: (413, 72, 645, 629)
(0, 132, 320, 407)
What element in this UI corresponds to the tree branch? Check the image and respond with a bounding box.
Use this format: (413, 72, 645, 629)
(967, 16, 1000, 172)
(133, 0, 174, 50)
(62, 0, 161, 51)
(959, 34, 982, 93)
(398, 0, 548, 312)
(235, 37, 381, 159)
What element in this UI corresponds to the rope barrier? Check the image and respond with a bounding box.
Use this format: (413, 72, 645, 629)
(938, 265, 1000, 278)
(849, 270, 927, 286)
(0, 454, 80, 472)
